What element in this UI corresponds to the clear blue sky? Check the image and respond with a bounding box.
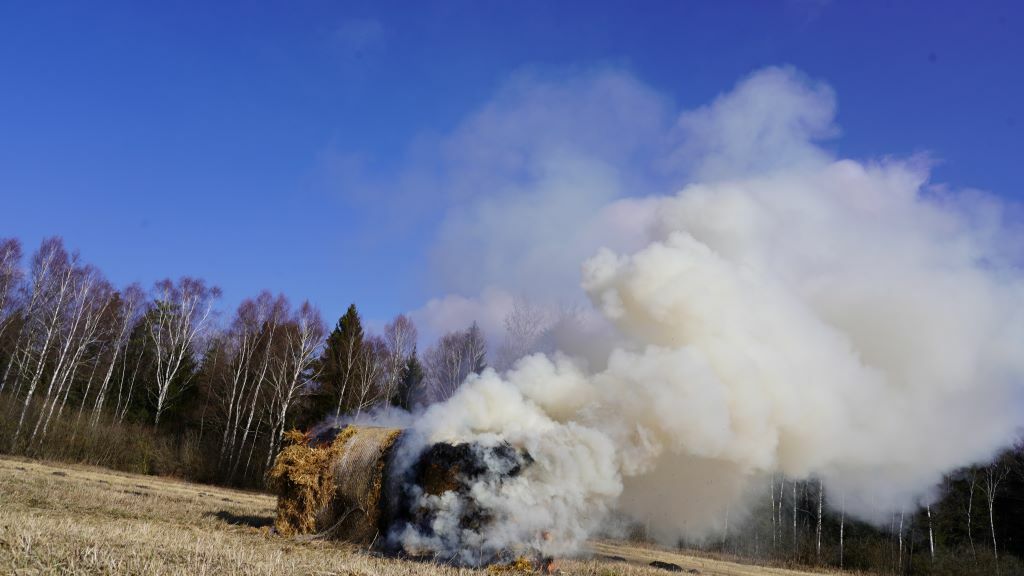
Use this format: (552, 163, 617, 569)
(1, 1, 1021, 325)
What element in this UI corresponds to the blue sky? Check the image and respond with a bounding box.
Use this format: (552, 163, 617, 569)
(1, 1, 1021, 326)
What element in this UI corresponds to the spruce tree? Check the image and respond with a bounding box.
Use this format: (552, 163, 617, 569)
(396, 347, 424, 410)
(311, 303, 364, 422)
(465, 322, 487, 375)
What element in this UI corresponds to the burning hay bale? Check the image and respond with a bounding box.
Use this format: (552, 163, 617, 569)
(403, 440, 532, 536)
(268, 425, 402, 543)
(413, 441, 529, 497)
(269, 424, 534, 564)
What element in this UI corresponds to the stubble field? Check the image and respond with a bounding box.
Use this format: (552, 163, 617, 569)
(0, 456, 838, 576)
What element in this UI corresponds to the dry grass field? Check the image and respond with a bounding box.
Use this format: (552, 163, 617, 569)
(0, 456, 839, 576)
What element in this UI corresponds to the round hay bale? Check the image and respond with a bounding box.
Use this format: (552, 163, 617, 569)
(269, 425, 402, 544)
(326, 425, 403, 543)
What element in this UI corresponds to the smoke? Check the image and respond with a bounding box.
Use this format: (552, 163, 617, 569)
(388, 66, 1024, 560)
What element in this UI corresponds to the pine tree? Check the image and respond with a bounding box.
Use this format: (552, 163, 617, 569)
(396, 347, 424, 410)
(310, 304, 364, 422)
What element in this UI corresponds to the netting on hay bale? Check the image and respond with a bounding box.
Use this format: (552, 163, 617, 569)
(268, 425, 402, 543)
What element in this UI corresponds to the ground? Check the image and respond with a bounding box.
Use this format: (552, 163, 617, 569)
(0, 456, 839, 576)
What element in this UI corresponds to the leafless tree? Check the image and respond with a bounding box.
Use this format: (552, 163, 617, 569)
(792, 481, 797, 549)
(31, 265, 113, 442)
(13, 238, 76, 443)
(465, 322, 487, 374)
(964, 468, 979, 560)
(770, 475, 777, 549)
(147, 277, 220, 429)
(263, 301, 323, 472)
(113, 319, 147, 425)
(378, 314, 417, 410)
(839, 490, 846, 569)
(218, 298, 264, 464)
(0, 238, 22, 337)
(816, 479, 823, 560)
(89, 283, 145, 427)
(777, 477, 785, 547)
(218, 292, 285, 479)
(983, 458, 1011, 569)
(0, 238, 24, 396)
(495, 297, 548, 371)
(926, 504, 935, 562)
(351, 335, 387, 419)
(423, 333, 463, 405)
(422, 323, 487, 405)
(897, 509, 905, 574)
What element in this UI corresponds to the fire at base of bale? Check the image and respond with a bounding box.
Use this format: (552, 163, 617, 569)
(269, 424, 533, 564)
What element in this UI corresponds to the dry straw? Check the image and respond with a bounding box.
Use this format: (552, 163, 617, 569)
(268, 426, 402, 544)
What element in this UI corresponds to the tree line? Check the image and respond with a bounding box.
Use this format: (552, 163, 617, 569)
(0, 236, 492, 488)
(673, 454, 1024, 575)
(1, 235, 1022, 575)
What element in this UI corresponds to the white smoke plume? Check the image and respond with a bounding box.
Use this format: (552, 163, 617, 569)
(391, 66, 1024, 561)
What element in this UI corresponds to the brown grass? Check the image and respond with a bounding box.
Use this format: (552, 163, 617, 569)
(0, 455, 842, 575)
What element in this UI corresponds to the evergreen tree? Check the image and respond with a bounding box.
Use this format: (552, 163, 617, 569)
(396, 347, 423, 410)
(310, 303, 364, 422)
(466, 322, 487, 375)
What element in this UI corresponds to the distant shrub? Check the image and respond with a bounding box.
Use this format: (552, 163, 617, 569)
(0, 395, 216, 481)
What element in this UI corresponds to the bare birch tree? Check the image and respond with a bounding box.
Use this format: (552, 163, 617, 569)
(777, 477, 786, 549)
(495, 297, 548, 371)
(964, 468, 978, 560)
(0, 238, 24, 395)
(218, 298, 264, 465)
(816, 479, 823, 560)
(839, 490, 845, 568)
(221, 292, 285, 479)
(379, 314, 417, 409)
(351, 335, 387, 420)
(0, 238, 22, 338)
(2, 242, 61, 399)
(792, 481, 798, 549)
(13, 238, 76, 444)
(31, 265, 113, 441)
(983, 458, 1011, 568)
(263, 301, 323, 472)
(114, 319, 148, 425)
(770, 475, 777, 550)
(90, 283, 144, 427)
(897, 509, 905, 574)
(926, 503, 935, 562)
(147, 277, 220, 429)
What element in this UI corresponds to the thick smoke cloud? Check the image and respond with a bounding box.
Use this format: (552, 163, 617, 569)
(396, 66, 1024, 559)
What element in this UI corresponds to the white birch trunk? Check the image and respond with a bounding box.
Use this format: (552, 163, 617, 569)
(839, 491, 845, 569)
(770, 475, 777, 549)
(898, 509, 904, 574)
(14, 255, 74, 443)
(927, 504, 935, 562)
(968, 470, 977, 560)
(816, 479, 822, 560)
(792, 480, 797, 549)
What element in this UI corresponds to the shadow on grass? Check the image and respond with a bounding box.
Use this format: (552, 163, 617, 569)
(207, 510, 274, 529)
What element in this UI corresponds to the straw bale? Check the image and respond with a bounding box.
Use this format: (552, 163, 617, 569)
(269, 425, 401, 543)
(268, 427, 356, 536)
(325, 426, 402, 543)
